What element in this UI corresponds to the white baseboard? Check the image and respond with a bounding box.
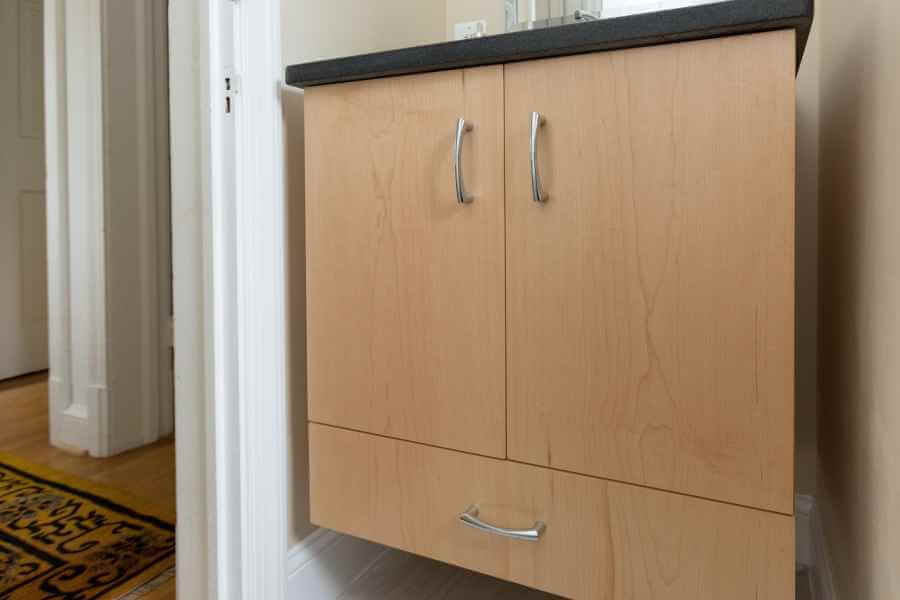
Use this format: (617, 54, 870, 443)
(287, 528, 387, 599)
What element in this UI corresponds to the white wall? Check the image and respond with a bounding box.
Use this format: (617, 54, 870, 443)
(101, 0, 173, 452)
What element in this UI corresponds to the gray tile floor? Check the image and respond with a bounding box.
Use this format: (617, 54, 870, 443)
(338, 550, 560, 599)
(797, 568, 814, 600)
(340, 549, 814, 600)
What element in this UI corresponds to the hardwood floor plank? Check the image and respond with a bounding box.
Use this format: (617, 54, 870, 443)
(0, 374, 177, 515)
(0, 372, 178, 597)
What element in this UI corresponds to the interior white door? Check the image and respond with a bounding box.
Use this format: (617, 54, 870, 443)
(0, 0, 47, 381)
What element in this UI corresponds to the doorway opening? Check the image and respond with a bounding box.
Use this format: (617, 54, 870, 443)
(1, 1, 175, 598)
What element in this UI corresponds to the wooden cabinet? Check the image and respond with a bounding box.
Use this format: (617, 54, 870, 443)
(305, 66, 506, 458)
(311, 423, 794, 600)
(305, 30, 796, 599)
(505, 32, 795, 514)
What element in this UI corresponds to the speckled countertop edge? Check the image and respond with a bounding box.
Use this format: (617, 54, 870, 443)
(286, 0, 813, 88)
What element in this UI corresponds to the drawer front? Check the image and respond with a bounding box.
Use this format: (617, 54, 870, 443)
(310, 423, 794, 600)
(304, 66, 506, 457)
(504, 30, 796, 513)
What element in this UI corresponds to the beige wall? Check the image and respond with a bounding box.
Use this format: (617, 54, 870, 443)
(444, 0, 723, 40)
(283, 87, 314, 547)
(446, 0, 506, 38)
(282, 0, 445, 64)
(818, 0, 900, 598)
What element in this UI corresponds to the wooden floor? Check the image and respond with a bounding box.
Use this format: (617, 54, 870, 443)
(0, 372, 176, 600)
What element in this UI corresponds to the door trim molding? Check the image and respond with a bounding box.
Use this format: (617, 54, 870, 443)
(169, 0, 289, 597)
(233, 0, 289, 597)
(44, 0, 70, 449)
(44, 0, 108, 457)
(168, 0, 215, 597)
(44, 0, 172, 458)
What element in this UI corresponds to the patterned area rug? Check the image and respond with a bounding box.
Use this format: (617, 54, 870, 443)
(0, 453, 175, 599)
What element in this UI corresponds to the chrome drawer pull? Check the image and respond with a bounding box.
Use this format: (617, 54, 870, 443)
(454, 118, 474, 204)
(458, 505, 546, 542)
(530, 112, 548, 204)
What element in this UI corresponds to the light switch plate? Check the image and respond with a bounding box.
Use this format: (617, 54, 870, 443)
(454, 20, 488, 41)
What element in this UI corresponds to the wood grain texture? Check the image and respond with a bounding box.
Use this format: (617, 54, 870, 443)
(504, 30, 796, 514)
(305, 66, 506, 457)
(311, 423, 795, 600)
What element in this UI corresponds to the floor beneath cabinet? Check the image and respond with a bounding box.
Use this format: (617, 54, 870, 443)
(338, 548, 559, 599)
(341, 548, 813, 600)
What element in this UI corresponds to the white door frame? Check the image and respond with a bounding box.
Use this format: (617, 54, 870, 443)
(44, 0, 173, 458)
(169, 0, 288, 598)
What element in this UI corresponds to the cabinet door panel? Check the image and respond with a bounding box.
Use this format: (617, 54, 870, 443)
(505, 31, 795, 513)
(305, 67, 506, 457)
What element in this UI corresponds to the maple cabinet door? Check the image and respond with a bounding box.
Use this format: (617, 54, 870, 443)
(305, 66, 506, 457)
(505, 31, 795, 513)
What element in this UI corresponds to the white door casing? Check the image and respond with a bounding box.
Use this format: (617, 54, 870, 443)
(44, 0, 173, 458)
(169, 0, 289, 597)
(168, 0, 215, 595)
(1, 0, 48, 382)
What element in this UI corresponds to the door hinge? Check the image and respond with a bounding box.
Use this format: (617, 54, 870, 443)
(225, 69, 240, 114)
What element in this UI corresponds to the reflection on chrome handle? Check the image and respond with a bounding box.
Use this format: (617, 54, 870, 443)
(530, 112, 548, 203)
(458, 505, 546, 542)
(454, 118, 474, 204)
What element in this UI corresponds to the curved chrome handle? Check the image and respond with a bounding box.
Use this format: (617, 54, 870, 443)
(458, 505, 546, 542)
(530, 112, 548, 203)
(454, 118, 474, 204)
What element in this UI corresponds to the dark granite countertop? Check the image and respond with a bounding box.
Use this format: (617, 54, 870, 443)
(286, 0, 813, 88)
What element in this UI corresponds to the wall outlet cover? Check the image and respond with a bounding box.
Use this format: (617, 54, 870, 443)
(454, 20, 488, 41)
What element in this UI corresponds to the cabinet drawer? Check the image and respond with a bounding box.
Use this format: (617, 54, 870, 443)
(310, 423, 794, 600)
